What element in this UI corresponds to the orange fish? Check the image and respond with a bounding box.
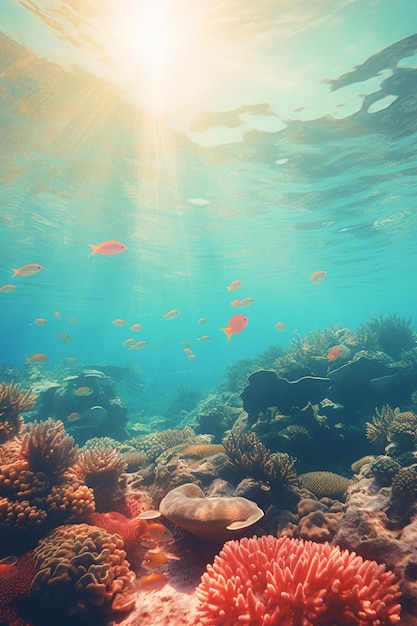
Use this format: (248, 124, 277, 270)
(197, 317, 208, 324)
(26, 353, 48, 364)
(130, 323, 143, 332)
(74, 386, 93, 396)
(0, 284, 16, 293)
(197, 336, 210, 342)
(141, 549, 169, 570)
(183, 348, 193, 354)
(327, 346, 342, 362)
(59, 331, 72, 343)
(11, 264, 43, 277)
(274, 321, 287, 332)
(122, 338, 136, 346)
(238, 298, 254, 308)
(88, 240, 127, 256)
(145, 522, 173, 543)
(137, 573, 167, 592)
(227, 280, 242, 292)
(130, 340, 148, 350)
(67, 412, 81, 422)
(231, 299, 241, 308)
(34, 318, 48, 325)
(163, 310, 179, 320)
(0, 556, 19, 578)
(310, 270, 327, 285)
(54, 311, 61, 319)
(220, 314, 248, 341)
(112, 319, 126, 327)
(188, 354, 198, 360)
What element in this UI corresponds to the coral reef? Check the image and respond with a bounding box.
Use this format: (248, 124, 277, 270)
(0, 419, 95, 553)
(159, 482, 264, 542)
(195, 534, 401, 625)
(0, 382, 36, 443)
(223, 430, 299, 505)
(298, 470, 351, 500)
(127, 426, 198, 462)
(31, 369, 128, 445)
(75, 443, 127, 512)
(21, 419, 78, 480)
(357, 314, 416, 360)
(30, 523, 137, 617)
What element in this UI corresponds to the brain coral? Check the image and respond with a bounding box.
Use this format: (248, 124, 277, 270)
(31, 523, 137, 616)
(195, 535, 401, 625)
(299, 471, 350, 500)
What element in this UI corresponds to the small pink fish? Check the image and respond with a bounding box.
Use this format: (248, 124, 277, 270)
(88, 240, 127, 256)
(130, 323, 143, 332)
(220, 314, 248, 341)
(11, 264, 43, 277)
(112, 319, 126, 327)
(0, 284, 16, 293)
(26, 353, 48, 364)
(197, 336, 210, 342)
(237, 298, 254, 308)
(130, 340, 148, 350)
(227, 280, 242, 292)
(274, 321, 287, 332)
(231, 299, 241, 308)
(310, 270, 327, 285)
(163, 309, 179, 320)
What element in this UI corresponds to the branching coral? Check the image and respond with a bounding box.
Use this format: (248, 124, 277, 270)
(366, 406, 417, 451)
(366, 404, 397, 447)
(30, 523, 137, 616)
(195, 535, 402, 625)
(0, 382, 36, 443)
(223, 431, 298, 500)
(357, 314, 416, 360)
(21, 419, 78, 481)
(75, 444, 127, 511)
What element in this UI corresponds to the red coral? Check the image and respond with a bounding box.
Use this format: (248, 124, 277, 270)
(0, 551, 36, 625)
(195, 535, 401, 626)
(87, 510, 148, 551)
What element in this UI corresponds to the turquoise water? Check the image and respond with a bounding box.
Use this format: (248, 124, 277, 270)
(1, 0, 417, 396)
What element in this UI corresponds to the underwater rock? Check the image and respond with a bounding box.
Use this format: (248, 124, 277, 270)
(240, 370, 331, 424)
(326, 354, 413, 412)
(31, 369, 128, 444)
(159, 482, 264, 542)
(334, 471, 417, 620)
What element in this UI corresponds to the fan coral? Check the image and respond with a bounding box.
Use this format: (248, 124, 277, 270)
(21, 419, 78, 481)
(30, 523, 137, 616)
(298, 471, 351, 501)
(0, 382, 36, 443)
(159, 482, 264, 542)
(195, 535, 401, 625)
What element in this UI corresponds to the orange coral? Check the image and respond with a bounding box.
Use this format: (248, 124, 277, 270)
(195, 535, 402, 625)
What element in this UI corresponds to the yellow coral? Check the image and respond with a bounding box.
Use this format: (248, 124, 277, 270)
(181, 443, 225, 458)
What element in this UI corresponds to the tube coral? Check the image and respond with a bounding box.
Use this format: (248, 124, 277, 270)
(195, 535, 401, 625)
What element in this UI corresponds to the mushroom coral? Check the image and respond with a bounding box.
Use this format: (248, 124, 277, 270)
(195, 535, 401, 625)
(159, 483, 264, 541)
(30, 523, 137, 616)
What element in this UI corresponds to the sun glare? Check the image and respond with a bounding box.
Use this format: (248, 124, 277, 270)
(107, 0, 197, 111)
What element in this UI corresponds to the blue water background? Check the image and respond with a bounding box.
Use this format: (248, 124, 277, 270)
(1, 0, 417, 405)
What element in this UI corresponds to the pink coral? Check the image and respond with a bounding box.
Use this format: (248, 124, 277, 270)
(195, 535, 401, 626)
